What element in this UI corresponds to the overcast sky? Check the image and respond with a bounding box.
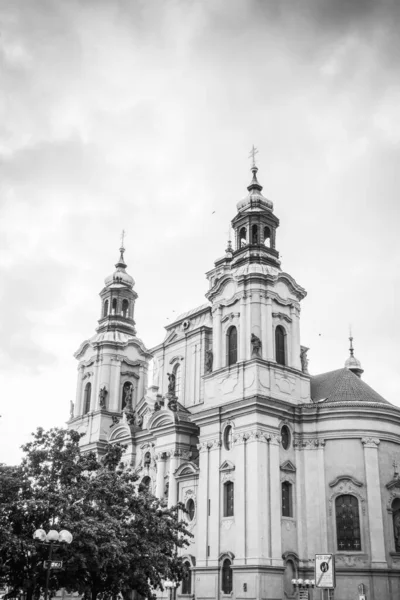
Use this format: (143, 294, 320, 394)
(1, 0, 399, 465)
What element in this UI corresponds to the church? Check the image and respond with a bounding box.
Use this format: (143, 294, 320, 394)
(68, 161, 400, 600)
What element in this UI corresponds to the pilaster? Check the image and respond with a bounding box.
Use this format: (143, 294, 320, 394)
(290, 305, 301, 370)
(245, 294, 252, 360)
(233, 432, 247, 563)
(362, 437, 387, 567)
(213, 305, 222, 370)
(269, 434, 283, 566)
(266, 298, 273, 360)
(260, 295, 268, 360)
(196, 441, 211, 566)
(155, 452, 166, 499)
(168, 451, 179, 507)
(239, 295, 246, 361)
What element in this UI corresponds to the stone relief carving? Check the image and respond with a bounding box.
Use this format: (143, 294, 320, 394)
(222, 519, 234, 530)
(205, 349, 213, 374)
(98, 386, 108, 409)
(272, 312, 292, 323)
(293, 437, 325, 449)
(221, 312, 240, 324)
(251, 334, 262, 357)
(335, 555, 367, 568)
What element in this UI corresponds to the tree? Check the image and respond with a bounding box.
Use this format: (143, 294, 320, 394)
(0, 428, 192, 600)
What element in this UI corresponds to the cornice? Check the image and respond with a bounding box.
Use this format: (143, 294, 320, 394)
(329, 475, 363, 488)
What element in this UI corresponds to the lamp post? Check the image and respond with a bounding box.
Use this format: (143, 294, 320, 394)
(291, 578, 315, 599)
(33, 529, 73, 600)
(164, 579, 177, 600)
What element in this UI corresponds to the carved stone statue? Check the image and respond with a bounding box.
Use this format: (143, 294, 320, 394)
(167, 372, 176, 396)
(123, 383, 133, 407)
(251, 333, 262, 357)
(300, 347, 309, 374)
(137, 414, 143, 428)
(124, 408, 136, 427)
(205, 349, 213, 374)
(69, 400, 74, 419)
(99, 386, 108, 409)
(154, 400, 162, 412)
(394, 512, 400, 551)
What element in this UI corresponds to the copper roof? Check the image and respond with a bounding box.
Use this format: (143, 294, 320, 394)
(310, 368, 390, 405)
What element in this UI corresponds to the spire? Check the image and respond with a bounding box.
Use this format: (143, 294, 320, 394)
(247, 145, 263, 192)
(115, 229, 127, 269)
(344, 330, 364, 378)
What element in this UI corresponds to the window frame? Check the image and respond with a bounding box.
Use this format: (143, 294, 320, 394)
(221, 558, 233, 595)
(281, 481, 293, 518)
(83, 382, 91, 415)
(227, 326, 238, 367)
(335, 494, 362, 552)
(223, 481, 234, 517)
(181, 561, 192, 595)
(275, 325, 286, 366)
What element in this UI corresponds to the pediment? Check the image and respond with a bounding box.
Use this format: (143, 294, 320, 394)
(108, 423, 131, 442)
(169, 355, 184, 365)
(386, 477, 400, 490)
(220, 460, 235, 472)
(280, 460, 296, 473)
(164, 331, 178, 344)
(175, 461, 200, 478)
(329, 475, 363, 488)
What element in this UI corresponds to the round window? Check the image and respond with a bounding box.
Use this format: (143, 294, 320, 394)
(186, 498, 195, 521)
(281, 425, 291, 450)
(224, 425, 233, 451)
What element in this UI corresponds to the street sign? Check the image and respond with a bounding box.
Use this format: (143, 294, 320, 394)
(43, 561, 63, 570)
(315, 554, 335, 589)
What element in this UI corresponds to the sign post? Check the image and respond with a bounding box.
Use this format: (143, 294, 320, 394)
(315, 554, 335, 599)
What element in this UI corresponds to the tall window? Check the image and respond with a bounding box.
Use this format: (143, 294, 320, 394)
(224, 481, 234, 517)
(282, 481, 293, 517)
(227, 326, 238, 366)
(122, 299, 129, 317)
(392, 498, 400, 551)
(224, 425, 233, 451)
(222, 559, 233, 594)
(112, 298, 117, 315)
(252, 224, 258, 244)
(174, 363, 181, 399)
(239, 227, 246, 247)
(83, 382, 91, 414)
(140, 476, 151, 492)
(264, 226, 271, 247)
(275, 325, 286, 366)
(181, 561, 192, 595)
(103, 299, 109, 317)
(335, 494, 361, 551)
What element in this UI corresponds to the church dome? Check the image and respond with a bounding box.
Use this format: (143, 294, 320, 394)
(104, 248, 135, 289)
(236, 166, 274, 212)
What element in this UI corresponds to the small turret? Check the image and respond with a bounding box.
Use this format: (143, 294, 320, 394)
(345, 334, 364, 378)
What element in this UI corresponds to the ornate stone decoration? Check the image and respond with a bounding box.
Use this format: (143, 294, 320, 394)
(98, 386, 108, 409)
(221, 519, 234, 530)
(328, 479, 366, 516)
(272, 311, 292, 323)
(251, 333, 262, 357)
(293, 437, 325, 449)
(335, 554, 367, 568)
(361, 437, 380, 448)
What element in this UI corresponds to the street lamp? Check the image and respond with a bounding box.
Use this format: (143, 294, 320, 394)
(291, 578, 315, 599)
(164, 579, 177, 600)
(33, 529, 73, 600)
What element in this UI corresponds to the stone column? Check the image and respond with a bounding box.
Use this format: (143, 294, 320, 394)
(269, 435, 283, 566)
(207, 440, 221, 566)
(260, 295, 268, 360)
(213, 305, 222, 370)
(317, 441, 328, 551)
(246, 431, 269, 562)
(76, 366, 84, 415)
(111, 356, 122, 411)
(239, 294, 246, 361)
(234, 432, 247, 564)
(92, 358, 101, 411)
(362, 437, 387, 567)
(266, 298, 273, 360)
(246, 294, 252, 360)
(196, 441, 211, 566)
(155, 452, 166, 499)
(168, 451, 179, 507)
(290, 305, 301, 370)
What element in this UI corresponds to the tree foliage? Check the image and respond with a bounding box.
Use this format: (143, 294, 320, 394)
(0, 428, 192, 600)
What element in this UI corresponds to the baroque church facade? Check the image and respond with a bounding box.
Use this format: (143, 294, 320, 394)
(68, 164, 400, 600)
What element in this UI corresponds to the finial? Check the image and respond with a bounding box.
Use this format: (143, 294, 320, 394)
(120, 229, 126, 250)
(248, 145, 259, 169)
(116, 230, 127, 268)
(349, 326, 354, 357)
(344, 327, 364, 378)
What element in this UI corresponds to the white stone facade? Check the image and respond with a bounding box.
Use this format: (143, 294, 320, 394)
(69, 167, 400, 600)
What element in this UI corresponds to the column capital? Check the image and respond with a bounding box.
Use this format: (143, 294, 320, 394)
(269, 434, 281, 446)
(362, 437, 380, 448)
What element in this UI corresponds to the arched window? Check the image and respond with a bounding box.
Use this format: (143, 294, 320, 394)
(283, 560, 295, 597)
(122, 299, 129, 318)
(335, 494, 361, 551)
(227, 326, 237, 366)
(282, 481, 293, 517)
(252, 224, 258, 244)
(181, 561, 192, 595)
(264, 226, 271, 248)
(140, 476, 151, 492)
(112, 298, 117, 315)
(103, 299, 109, 317)
(239, 227, 247, 248)
(222, 559, 233, 594)
(224, 425, 233, 451)
(275, 325, 286, 366)
(83, 382, 91, 414)
(281, 425, 291, 450)
(224, 481, 234, 517)
(173, 363, 181, 399)
(392, 498, 400, 551)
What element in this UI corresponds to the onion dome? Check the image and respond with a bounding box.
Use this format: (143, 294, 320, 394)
(236, 165, 274, 213)
(344, 335, 364, 378)
(104, 247, 135, 289)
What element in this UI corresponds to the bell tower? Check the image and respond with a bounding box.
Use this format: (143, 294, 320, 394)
(68, 240, 152, 457)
